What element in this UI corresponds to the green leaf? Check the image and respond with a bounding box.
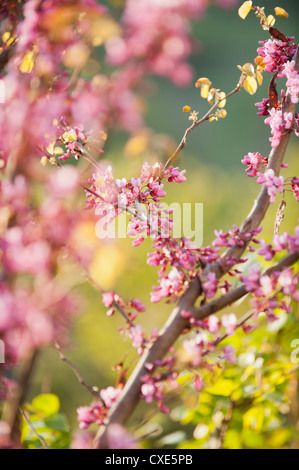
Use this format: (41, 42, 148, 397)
(44, 414, 70, 432)
(223, 429, 242, 449)
(242, 429, 264, 448)
(32, 394, 60, 417)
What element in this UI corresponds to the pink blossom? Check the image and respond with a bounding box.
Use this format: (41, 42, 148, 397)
(291, 177, 299, 201)
(281, 60, 299, 104)
(241, 263, 261, 294)
(258, 239, 275, 261)
(202, 272, 218, 299)
(141, 383, 156, 404)
(193, 375, 205, 392)
(255, 98, 270, 117)
(100, 386, 121, 409)
(241, 152, 267, 177)
(259, 275, 275, 295)
(257, 169, 284, 203)
(221, 313, 237, 336)
(206, 315, 220, 334)
(130, 298, 146, 312)
(102, 292, 115, 309)
(106, 424, 138, 449)
(129, 325, 144, 350)
(222, 345, 237, 364)
(257, 38, 296, 75)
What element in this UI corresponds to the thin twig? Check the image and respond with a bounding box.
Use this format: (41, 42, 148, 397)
(163, 77, 245, 171)
(53, 342, 100, 399)
(18, 407, 49, 450)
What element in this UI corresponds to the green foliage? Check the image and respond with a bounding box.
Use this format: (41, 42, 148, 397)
(20, 394, 71, 449)
(141, 310, 299, 449)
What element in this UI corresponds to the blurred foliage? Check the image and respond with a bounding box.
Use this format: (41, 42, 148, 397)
(21, 394, 70, 449)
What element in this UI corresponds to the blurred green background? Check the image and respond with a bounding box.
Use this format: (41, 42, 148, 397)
(29, 0, 299, 442)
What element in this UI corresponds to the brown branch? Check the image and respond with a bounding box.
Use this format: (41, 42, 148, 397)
(94, 46, 299, 448)
(53, 342, 100, 399)
(94, 251, 299, 448)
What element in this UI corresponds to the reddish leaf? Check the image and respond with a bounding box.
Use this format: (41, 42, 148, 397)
(269, 27, 288, 42)
(268, 74, 278, 109)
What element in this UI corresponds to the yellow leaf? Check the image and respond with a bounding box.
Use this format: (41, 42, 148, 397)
(218, 109, 227, 118)
(87, 16, 121, 47)
(238, 62, 255, 77)
(124, 130, 150, 158)
(274, 7, 288, 18)
(20, 47, 37, 74)
(206, 379, 238, 396)
(201, 83, 210, 99)
(207, 90, 214, 105)
(243, 407, 264, 432)
(195, 77, 211, 88)
(267, 429, 291, 448)
(71, 221, 99, 252)
(254, 56, 264, 67)
(256, 70, 263, 86)
(46, 142, 55, 155)
(89, 244, 126, 289)
(218, 91, 226, 108)
(63, 42, 90, 68)
(53, 147, 64, 155)
(238, 1, 252, 19)
(62, 130, 77, 143)
(2, 32, 16, 46)
(264, 15, 275, 28)
(243, 76, 258, 95)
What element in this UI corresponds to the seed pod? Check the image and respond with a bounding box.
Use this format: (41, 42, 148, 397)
(268, 74, 278, 109)
(269, 27, 288, 42)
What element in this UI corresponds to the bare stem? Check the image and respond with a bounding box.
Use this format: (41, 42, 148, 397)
(53, 342, 100, 399)
(163, 77, 245, 171)
(18, 407, 49, 450)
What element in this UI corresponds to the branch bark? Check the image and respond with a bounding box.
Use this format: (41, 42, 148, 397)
(94, 46, 299, 449)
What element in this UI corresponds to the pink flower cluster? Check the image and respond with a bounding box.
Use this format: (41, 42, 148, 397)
(264, 108, 294, 148)
(257, 168, 284, 203)
(86, 162, 186, 245)
(140, 358, 178, 413)
(0, 175, 81, 373)
(257, 38, 296, 74)
(241, 152, 268, 177)
(255, 98, 270, 117)
(77, 386, 121, 429)
(102, 291, 145, 320)
(291, 177, 299, 202)
(281, 60, 299, 104)
(53, 120, 89, 162)
(213, 225, 262, 251)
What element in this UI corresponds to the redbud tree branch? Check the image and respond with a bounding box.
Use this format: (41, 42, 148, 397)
(163, 77, 246, 171)
(53, 342, 100, 399)
(94, 46, 299, 448)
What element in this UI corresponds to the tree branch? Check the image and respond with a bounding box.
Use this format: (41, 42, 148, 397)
(94, 251, 298, 448)
(53, 342, 100, 399)
(94, 45, 299, 449)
